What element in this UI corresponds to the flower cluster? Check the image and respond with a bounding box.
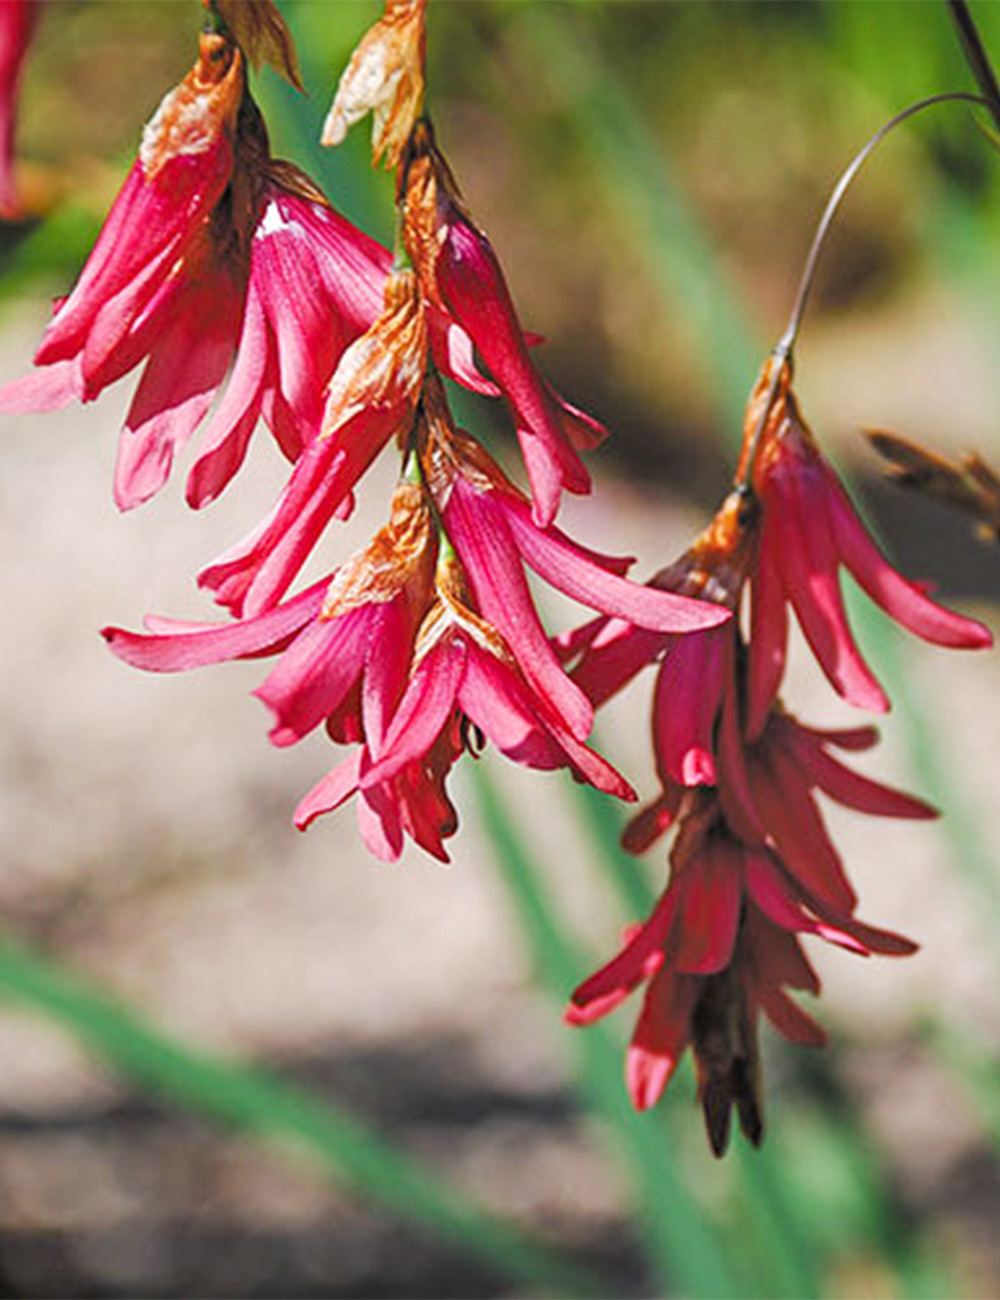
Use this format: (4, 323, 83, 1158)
(561, 355, 991, 1153)
(6, 0, 993, 1156)
(1, 0, 724, 863)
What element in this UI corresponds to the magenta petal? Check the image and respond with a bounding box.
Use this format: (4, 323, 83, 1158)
(806, 723, 879, 753)
(355, 764, 406, 863)
(102, 577, 328, 672)
(715, 640, 765, 844)
(114, 277, 238, 510)
(828, 470, 993, 649)
(255, 605, 376, 747)
(776, 716, 937, 821)
(503, 493, 730, 634)
(458, 648, 556, 766)
(427, 307, 499, 397)
(749, 744, 857, 914)
(445, 481, 594, 739)
(747, 511, 788, 740)
(652, 628, 726, 787)
(621, 791, 681, 854)
(199, 407, 399, 617)
(626, 971, 697, 1110)
(36, 156, 228, 365)
(362, 643, 465, 787)
(294, 751, 363, 829)
(774, 471, 889, 713)
(674, 839, 742, 974)
(436, 218, 593, 525)
(362, 600, 416, 757)
(757, 986, 826, 1047)
(0, 358, 82, 412)
(572, 619, 666, 709)
(186, 283, 270, 508)
(570, 885, 681, 1013)
(744, 851, 868, 956)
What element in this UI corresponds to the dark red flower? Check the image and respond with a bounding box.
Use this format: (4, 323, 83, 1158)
(741, 358, 992, 735)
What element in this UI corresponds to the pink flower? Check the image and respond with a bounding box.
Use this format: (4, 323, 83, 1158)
(567, 797, 916, 1153)
(422, 412, 730, 743)
(741, 359, 992, 736)
(560, 490, 754, 841)
(0, 31, 389, 510)
(0, 0, 40, 217)
(402, 120, 606, 528)
(198, 269, 426, 618)
(104, 480, 642, 862)
(299, 548, 637, 859)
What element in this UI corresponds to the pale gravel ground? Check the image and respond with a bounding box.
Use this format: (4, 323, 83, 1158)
(1, 284, 1000, 1292)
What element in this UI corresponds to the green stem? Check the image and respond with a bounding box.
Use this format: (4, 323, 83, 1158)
(947, 0, 1000, 135)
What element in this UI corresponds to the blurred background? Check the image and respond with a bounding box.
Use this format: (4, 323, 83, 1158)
(2, 0, 1000, 1295)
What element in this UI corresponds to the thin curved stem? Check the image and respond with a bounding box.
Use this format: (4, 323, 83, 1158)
(737, 90, 991, 491)
(783, 90, 988, 349)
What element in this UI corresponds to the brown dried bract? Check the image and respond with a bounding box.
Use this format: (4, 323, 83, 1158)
(320, 269, 427, 440)
(400, 119, 468, 307)
(322, 482, 435, 619)
(651, 489, 758, 609)
(867, 429, 1000, 544)
(212, 0, 303, 91)
(263, 158, 329, 208)
(140, 32, 244, 180)
(417, 373, 520, 507)
(734, 354, 811, 489)
(415, 552, 514, 668)
(322, 0, 427, 170)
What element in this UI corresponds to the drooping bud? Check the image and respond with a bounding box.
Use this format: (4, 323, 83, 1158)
(322, 0, 427, 169)
(690, 962, 764, 1158)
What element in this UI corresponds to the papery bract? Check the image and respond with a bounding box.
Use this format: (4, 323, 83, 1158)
(322, 0, 427, 169)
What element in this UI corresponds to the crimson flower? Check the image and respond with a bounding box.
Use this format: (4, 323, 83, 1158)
(741, 359, 992, 736)
(402, 119, 606, 528)
(199, 269, 427, 617)
(297, 548, 636, 858)
(104, 481, 643, 861)
(568, 792, 917, 1153)
(0, 30, 390, 510)
(420, 401, 730, 742)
